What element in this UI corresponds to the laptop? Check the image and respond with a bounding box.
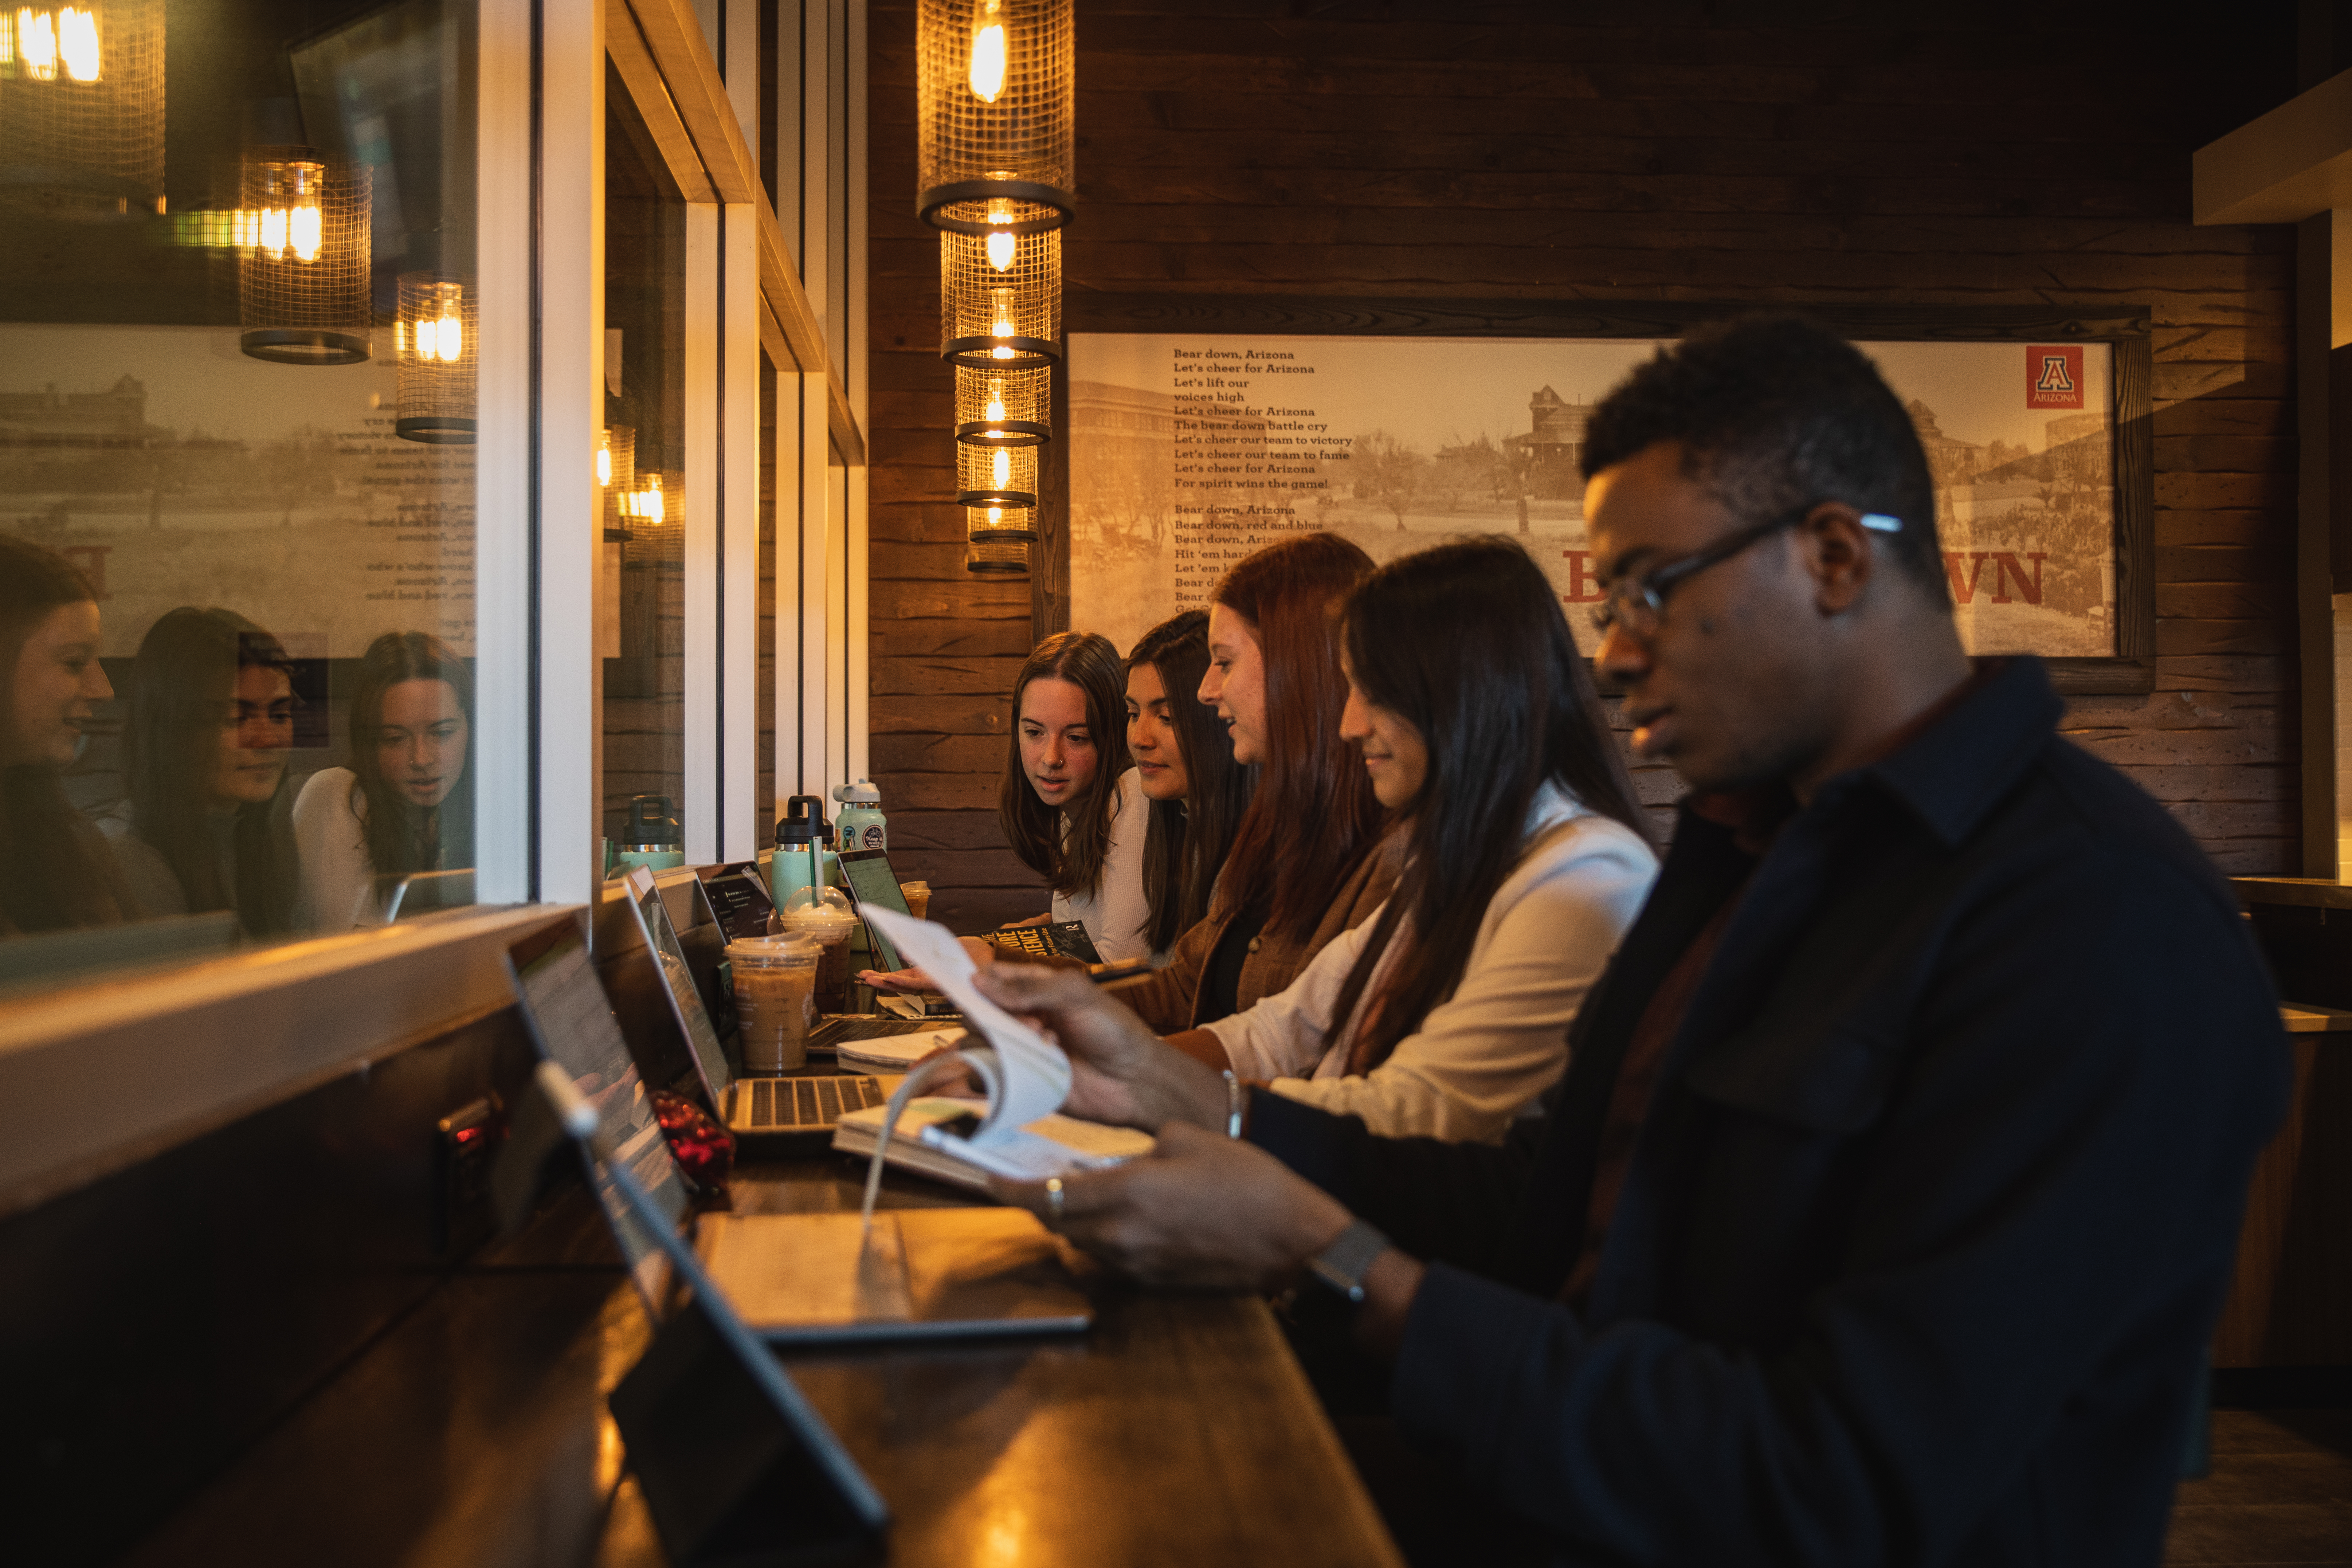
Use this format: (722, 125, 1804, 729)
(622, 865, 955, 1139)
(830, 846, 969, 1022)
(532, 1063, 891, 1561)
(506, 917, 1095, 1344)
(694, 859, 776, 942)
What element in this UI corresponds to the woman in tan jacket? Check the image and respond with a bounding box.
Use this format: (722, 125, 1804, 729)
(1116, 533, 1399, 1033)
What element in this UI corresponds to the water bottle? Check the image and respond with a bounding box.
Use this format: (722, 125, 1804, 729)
(832, 778, 886, 852)
(771, 794, 833, 909)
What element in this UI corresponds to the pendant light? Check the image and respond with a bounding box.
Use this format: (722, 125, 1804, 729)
(237, 148, 371, 365)
(0, 0, 165, 218)
(919, 0, 1071, 577)
(954, 364, 1048, 447)
(393, 273, 476, 443)
(914, 0, 1073, 234)
(957, 439, 1036, 510)
(940, 223, 1059, 366)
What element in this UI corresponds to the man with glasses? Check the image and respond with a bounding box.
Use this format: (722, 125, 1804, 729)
(970, 315, 2288, 1566)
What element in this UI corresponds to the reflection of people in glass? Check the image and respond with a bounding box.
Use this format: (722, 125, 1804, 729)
(99, 608, 302, 936)
(0, 536, 137, 933)
(295, 632, 474, 930)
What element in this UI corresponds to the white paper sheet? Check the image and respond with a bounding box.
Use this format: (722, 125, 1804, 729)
(860, 905, 1072, 1140)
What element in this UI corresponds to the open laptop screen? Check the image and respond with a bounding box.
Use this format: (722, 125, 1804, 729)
(623, 867, 737, 1109)
(505, 917, 688, 1302)
(835, 848, 912, 971)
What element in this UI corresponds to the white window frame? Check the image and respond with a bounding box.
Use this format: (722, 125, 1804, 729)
(517, 0, 866, 902)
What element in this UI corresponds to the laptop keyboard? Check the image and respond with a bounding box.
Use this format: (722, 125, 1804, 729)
(744, 1075, 886, 1129)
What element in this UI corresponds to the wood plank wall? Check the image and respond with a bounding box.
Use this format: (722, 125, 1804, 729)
(867, 4, 2301, 926)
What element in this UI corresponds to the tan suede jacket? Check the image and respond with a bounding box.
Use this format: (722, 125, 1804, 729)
(1114, 831, 1405, 1034)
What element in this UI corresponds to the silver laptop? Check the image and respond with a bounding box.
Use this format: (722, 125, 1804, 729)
(621, 865, 932, 1137)
(505, 916, 1093, 1344)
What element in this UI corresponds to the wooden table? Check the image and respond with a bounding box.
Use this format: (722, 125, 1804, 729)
(124, 1152, 1406, 1568)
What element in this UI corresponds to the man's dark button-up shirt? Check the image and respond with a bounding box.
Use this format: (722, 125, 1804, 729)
(1252, 656, 2290, 1567)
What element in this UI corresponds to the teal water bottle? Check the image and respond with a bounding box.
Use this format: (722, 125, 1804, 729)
(771, 795, 834, 909)
(832, 778, 886, 852)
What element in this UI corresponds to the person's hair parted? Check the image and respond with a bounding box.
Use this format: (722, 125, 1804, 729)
(997, 630, 1132, 898)
(1126, 609, 1255, 953)
(1211, 532, 1383, 944)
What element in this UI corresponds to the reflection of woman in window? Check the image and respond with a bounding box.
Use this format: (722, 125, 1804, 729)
(0, 537, 136, 933)
(100, 607, 302, 937)
(295, 632, 474, 931)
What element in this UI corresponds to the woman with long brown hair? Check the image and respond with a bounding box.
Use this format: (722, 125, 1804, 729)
(1116, 532, 1400, 1031)
(995, 629, 1152, 962)
(294, 631, 474, 930)
(1183, 537, 1658, 1140)
(0, 536, 135, 934)
(1124, 610, 1255, 956)
(100, 607, 303, 937)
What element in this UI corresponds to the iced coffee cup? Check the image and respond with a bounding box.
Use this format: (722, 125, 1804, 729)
(780, 886, 860, 1016)
(726, 933, 820, 1071)
(900, 879, 932, 921)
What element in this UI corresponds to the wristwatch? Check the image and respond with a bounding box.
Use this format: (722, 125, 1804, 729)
(1305, 1218, 1391, 1305)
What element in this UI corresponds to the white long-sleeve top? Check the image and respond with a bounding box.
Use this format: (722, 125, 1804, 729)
(1052, 766, 1154, 964)
(1203, 783, 1658, 1142)
(293, 768, 386, 933)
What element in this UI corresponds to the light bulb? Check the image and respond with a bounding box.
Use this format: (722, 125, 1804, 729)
(260, 205, 287, 255)
(988, 285, 1016, 358)
(19, 9, 55, 80)
(596, 443, 612, 486)
(987, 506, 1004, 528)
(985, 380, 1006, 423)
(430, 282, 464, 361)
(991, 448, 1010, 491)
(56, 5, 95, 81)
(985, 230, 1015, 271)
(968, 16, 1006, 102)
(290, 204, 321, 262)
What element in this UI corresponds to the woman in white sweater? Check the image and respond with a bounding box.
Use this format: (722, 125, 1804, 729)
(294, 632, 474, 931)
(1172, 537, 1660, 1142)
(995, 630, 1153, 963)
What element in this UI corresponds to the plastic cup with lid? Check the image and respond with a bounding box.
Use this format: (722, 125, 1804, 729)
(726, 932, 821, 1071)
(779, 885, 860, 1014)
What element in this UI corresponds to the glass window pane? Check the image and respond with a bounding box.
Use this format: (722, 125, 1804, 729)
(0, 0, 479, 977)
(601, 64, 688, 865)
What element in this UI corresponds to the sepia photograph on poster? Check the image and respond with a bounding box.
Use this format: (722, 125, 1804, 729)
(0, 322, 478, 665)
(1065, 332, 2117, 663)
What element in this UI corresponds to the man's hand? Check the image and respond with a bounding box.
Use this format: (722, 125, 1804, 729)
(971, 962, 1230, 1132)
(991, 1122, 1353, 1290)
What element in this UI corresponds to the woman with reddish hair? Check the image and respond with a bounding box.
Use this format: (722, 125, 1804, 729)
(1117, 532, 1400, 1030)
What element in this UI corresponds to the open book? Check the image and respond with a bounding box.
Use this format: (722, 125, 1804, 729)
(853, 906, 1153, 1216)
(833, 1099, 1153, 1193)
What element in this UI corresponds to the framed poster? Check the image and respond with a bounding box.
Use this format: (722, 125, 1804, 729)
(0, 323, 477, 662)
(1050, 301, 2152, 694)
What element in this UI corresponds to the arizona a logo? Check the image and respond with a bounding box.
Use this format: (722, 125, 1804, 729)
(2026, 346, 2085, 409)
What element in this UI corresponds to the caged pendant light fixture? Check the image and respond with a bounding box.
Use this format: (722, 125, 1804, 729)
(393, 273, 477, 443)
(0, 0, 165, 219)
(918, 0, 1072, 577)
(915, 0, 1073, 235)
(954, 364, 1048, 447)
(237, 148, 371, 364)
(939, 223, 1059, 366)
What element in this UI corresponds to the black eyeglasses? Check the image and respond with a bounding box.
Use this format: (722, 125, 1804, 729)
(1588, 504, 1902, 639)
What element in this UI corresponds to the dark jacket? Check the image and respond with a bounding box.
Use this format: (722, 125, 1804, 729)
(1251, 658, 2289, 1567)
